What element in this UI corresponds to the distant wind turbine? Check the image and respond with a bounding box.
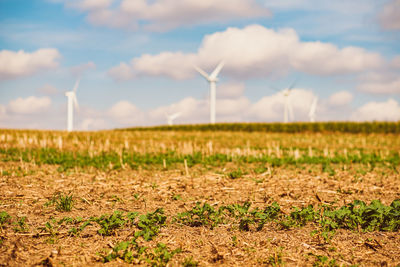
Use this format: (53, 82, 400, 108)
(65, 79, 80, 132)
(282, 80, 297, 123)
(308, 96, 318, 122)
(165, 112, 181, 126)
(194, 61, 224, 124)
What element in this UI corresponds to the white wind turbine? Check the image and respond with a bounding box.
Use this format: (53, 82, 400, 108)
(165, 112, 181, 126)
(308, 96, 318, 122)
(282, 81, 297, 123)
(65, 79, 80, 132)
(194, 61, 224, 124)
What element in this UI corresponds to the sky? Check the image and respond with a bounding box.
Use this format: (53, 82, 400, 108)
(0, 0, 400, 130)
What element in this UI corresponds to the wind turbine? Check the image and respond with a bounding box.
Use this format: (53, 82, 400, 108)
(308, 96, 318, 122)
(282, 81, 297, 123)
(165, 112, 181, 126)
(65, 79, 80, 132)
(194, 61, 224, 124)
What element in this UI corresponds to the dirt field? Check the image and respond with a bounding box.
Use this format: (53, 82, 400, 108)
(0, 130, 399, 266)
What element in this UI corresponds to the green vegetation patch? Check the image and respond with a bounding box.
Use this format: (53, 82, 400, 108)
(122, 122, 400, 134)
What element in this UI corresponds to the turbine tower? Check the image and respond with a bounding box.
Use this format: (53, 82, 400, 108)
(194, 61, 224, 124)
(282, 81, 297, 123)
(308, 96, 318, 122)
(165, 112, 181, 126)
(65, 79, 80, 132)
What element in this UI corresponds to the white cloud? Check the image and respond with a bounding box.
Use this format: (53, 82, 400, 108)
(392, 55, 400, 68)
(357, 72, 400, 94)
(80, 118, 108, 131)
(58, 0, 270, 31)
(70, 61, 96, 77)
(0, 104, 5, 117)
(108, 63, 135, 81)
(248, 88, 316, 121)
(108, 100, 144, 125)
(328, 91, 353, 106)
(7, 96, 52, 114)
(0, 49, 61, 80)
(379, 0, 400, 30)
(217, 82, 246, 99)
(132, 52, 197, 80)
(109, 25, 383, 81)
(38, 84, 59, 95)
(351, 99, 400, 121)
(67, 0, 113, 11)
(149, 97, 208, 124)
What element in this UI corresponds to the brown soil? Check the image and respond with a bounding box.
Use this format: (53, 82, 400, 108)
(1, 160, 399, 266)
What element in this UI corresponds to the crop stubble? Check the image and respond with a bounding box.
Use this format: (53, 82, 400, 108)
(0, 129, 399, 266)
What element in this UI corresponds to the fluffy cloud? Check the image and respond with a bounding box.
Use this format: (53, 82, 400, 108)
(108, 101, 144, 125)
(80, 118, 108, 131)
(149, 97, 208, 124)
(38, 84, 59, 95)
(248, 88, 316, 121)
(379, 0, 400, 30)
(392, 55, 400, 68)
(217, 82, 246, 99)
(351, 99, 400, 121)
(70, 61, 96, 77)
(0, 49, 61, 80)
(67, 0, 113, 11)
(7, 96, 52, 114)
(109, 25, 383, 81)
(0, 104, 5, 117)
(328, 91, 353, 106)
(357, 72, 400, 94)
(59, 0, 270, 31)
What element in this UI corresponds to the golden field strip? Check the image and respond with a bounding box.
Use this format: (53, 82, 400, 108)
(0, 129, 399, 266)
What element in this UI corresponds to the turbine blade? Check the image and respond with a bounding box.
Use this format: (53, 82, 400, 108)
(288, 78, 299, 91)
(73, 79, 81, 93)
(73, 94, 79, 110)
(194, 65, 210, 80)
(171, 112, 181, 120)
(209, 61, 224, 80)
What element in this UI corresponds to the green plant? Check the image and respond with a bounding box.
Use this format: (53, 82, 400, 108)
(135, 208, 166, 241)
(101, 240, 181, 266)
(49, 193, 74, 212)
(268, 248, 284, 266)
(227, 168, 243, 179)
(94, 211, 126, 236)
(182, 256, 199, 267)
(280, 205, 317, 229)
(175, 203, 224, 229)
(13, 216, 29, 232)
(172, 194, 182, 201)
(311, 254, 339, 267)
(0, 211, 11, 228)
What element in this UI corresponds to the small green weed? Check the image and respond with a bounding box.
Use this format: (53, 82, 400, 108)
(13, 216, 29, 233)
(0, 211, 11, 229)
(227, 168, 243, 179)
(94, 211, 126, 236)
(311, 254, 339, 267)
(182, 256, 199, 267)
(47, 193, 74, 212)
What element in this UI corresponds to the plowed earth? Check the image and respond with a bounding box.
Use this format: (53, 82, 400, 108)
(0, 130, 399, 266)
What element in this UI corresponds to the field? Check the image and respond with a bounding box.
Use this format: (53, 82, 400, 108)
(0, 126, 399, 266)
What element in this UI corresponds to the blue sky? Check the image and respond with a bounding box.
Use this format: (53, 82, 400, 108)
(0, 0, 399, 130)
